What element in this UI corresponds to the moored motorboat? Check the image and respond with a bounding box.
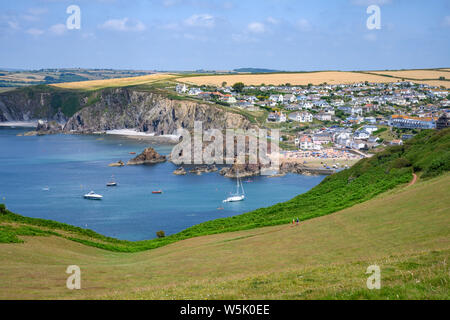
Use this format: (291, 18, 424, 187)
(84, 191, 103, 200)
(107, 175, 117, 187)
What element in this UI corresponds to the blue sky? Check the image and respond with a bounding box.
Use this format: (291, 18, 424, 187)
(0, 0, 449, 71)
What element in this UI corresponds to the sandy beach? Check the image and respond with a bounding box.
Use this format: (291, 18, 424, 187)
(0, 121, 38, 128)
(106, 129, 180, 144)
(280, 148, 364, 168)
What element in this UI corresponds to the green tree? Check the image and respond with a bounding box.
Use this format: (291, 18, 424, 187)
(232, 82, 245, 93)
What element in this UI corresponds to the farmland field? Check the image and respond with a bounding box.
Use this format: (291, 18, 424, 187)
(177, 71, 404, 86)
(51, 73, 176, 90)
(367, 70, 450, 80)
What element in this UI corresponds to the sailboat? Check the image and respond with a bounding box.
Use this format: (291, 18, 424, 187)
(223, 171, 245, 203)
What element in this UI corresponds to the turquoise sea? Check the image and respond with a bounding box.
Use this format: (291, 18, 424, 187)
(0, 127, 325, 241)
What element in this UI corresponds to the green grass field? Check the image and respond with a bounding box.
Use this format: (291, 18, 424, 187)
(0, 172, 448, 299)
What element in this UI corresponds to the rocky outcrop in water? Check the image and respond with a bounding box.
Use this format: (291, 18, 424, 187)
(109, 160, 125, 167)
(220, 162, 264, 178)
(173, 167, 187, 175)
(127, 147, 167, 165)
(36, 120, 64, 134)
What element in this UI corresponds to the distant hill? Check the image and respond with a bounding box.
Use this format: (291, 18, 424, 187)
(233, 68, 282, 73)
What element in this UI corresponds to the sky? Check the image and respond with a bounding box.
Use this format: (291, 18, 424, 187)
(0, 0, 449, 71)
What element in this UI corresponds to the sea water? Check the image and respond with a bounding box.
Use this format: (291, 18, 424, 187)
(0, 127, 325, 241)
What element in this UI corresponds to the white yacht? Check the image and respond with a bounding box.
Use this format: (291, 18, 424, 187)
(84, 191, 103, 200)
(223, 173, 245, 203)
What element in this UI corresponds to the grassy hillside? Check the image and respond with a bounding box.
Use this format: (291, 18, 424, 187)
(0, 172, 448, 299)
(1, 128, 449, 253)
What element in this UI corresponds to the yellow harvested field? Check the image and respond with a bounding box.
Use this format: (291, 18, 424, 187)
(368, 70, 450, 80)
(179, 71, 404, 86)
(51, 73, 176, 90)
(413, 80, 450, 89)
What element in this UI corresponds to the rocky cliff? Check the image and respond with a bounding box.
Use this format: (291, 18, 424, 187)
(0, 86, 253, 136)
(127, 147, 167, 165)
(0, 87, 75, 122)
(63, 88, 253, 135)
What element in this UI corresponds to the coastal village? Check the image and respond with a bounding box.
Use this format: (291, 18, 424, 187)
(175, 81, 450, 170)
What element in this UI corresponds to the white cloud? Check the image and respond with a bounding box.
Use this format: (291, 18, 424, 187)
(49, 24, 66, 36)
(184, 14, 215, 28)
(22, 8, 48, 22)
(247, 22, 266, 34)
(443, 16, 450, 27)
(7, 20, 20, 30)
(266, 17, 279, 25)
(26, 28, 44, 36)
(99, 18, 146, 32)
(296, 19, 311, 32)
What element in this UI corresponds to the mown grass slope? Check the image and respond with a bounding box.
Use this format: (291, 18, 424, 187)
(0, 172, 448, 299)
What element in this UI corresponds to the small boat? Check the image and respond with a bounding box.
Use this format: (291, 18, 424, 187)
(129, 152, 136, 155)
(84, 191, 103, 200)
(152, 190, 163, 194)
(223, 172, 245, 203)
(42, 186, 50, 191)
(106, 175, 117, 187)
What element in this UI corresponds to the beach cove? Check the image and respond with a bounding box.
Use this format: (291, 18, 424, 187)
(0, 126, 325, 241)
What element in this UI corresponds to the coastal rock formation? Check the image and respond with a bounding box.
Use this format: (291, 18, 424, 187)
(36, 120, 63, 134)
(188, 165, 219, 175)
(109, 160, 125, 167)
(220, 163, 264, 178)
(21, 120, 64, 136)
(0, 87, 253, 137)
(0, 89, 70, 122)
(173, 167, 187, 175)
(280, 162, 335, 175)
(63, 88, 253, 135)
(127, 147, 166, 165)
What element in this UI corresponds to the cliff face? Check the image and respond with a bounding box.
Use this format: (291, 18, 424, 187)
(0, 87, 74, 122)
(0, 87, 253, 135)
(127, 147, 167, 165)
(63, 88, 253, 135)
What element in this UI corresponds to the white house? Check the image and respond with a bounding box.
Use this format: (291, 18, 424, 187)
(298, 135, 314, 150)
(269, 94, 284, 103)
(289, 112, 313, 123)
(176, 83, 188, 94)
(284, 94, 297, 103)
(315, 113, 332, 122)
